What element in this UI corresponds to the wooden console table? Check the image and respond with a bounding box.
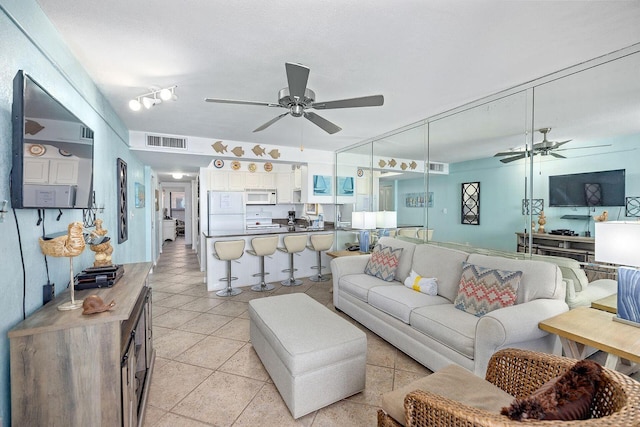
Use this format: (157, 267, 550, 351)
(539, 307, 640, 374)
(516, 232, 615, 281)
(9, 262, 154, 426)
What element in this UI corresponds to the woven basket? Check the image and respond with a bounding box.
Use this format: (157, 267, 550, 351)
(38, 222, 85, 258)
(378, 348, 640, 427)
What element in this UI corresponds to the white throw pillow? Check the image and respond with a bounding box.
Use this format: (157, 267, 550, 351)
(404, 270, 438, 295)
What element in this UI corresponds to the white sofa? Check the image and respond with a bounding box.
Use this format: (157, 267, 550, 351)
(330, 237, 568, 376)
(424, 240, 617, 309)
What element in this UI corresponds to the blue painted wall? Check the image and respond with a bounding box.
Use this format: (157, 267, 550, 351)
(0, 1, 151, 422)
(398, 133, 639, 252)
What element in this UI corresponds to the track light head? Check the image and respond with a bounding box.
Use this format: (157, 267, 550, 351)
(129, 85, 176, 111)
(159, 88, 172, 101)
(129, 99, 141, 111)
(142, 96, 161, 109)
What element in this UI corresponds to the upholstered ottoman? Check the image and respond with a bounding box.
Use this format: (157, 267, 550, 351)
(249, 293, 367, 418)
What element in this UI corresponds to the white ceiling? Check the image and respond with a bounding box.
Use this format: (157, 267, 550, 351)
(35, 1, 640, 181)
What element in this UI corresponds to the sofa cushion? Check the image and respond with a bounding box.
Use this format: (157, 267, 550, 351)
(454, 262, 521, 317)
(365, 244, 403, 281)
(530, 254, 589, 292)
(368, 285, 449, 324)
(467, 253, 563, 303)
(378, 237, 417, 283)
(338, 273, 390, 303)
(410, 304, 478, 359)
(404, 270, 437, 295)
(412, 244, 470, 302)
(381, 364, 515, 426)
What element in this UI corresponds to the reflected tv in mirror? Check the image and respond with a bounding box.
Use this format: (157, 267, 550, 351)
(11, 71, 94, 209)
(549, 169, 625, 207)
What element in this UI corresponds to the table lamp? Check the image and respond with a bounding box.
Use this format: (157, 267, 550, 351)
(376, 211, 397, 237)
(352, 211, 377, 253)
(595, 221, 640, 326)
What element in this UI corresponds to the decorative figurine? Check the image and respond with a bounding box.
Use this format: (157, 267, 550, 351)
(38, 221, 86, 310)
(89, 219, 113, 267)
(537, 211, 547, 234)
(593, 210, 608, 222)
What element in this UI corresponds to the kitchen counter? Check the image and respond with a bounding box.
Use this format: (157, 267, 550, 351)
(204, 224, 334, 238)
(203, 225, 335, 292)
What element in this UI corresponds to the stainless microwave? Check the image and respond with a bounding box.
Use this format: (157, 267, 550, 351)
(245, 189, 277, 205)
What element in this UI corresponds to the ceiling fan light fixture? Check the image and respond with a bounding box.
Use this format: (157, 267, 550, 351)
(172, 173, 184, 179)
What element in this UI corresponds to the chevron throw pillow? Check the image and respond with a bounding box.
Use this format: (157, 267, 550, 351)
(364, 244, 403, 281)
(454, 262, 522, 317)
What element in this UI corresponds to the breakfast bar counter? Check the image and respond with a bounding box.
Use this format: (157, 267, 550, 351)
(203, 226, 335, 292)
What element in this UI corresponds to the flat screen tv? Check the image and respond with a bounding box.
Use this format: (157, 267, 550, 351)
(11, 70, 94, 209)
(549, 169, 625, 207)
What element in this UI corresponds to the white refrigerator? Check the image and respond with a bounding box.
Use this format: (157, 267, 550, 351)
(208, 191, 246, 233)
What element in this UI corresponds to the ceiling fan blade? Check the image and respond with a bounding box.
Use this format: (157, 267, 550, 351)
(253, 112, 290, 132)
(304, 112, 342, 134)
(494, 150, 526, 157)
(556, 144, 612, 152)
(550, 152, 566, 159)
(205, 97, 279, 107)
(500, 153, 528, 163)
(312, 95, 384, 110)
(285, 62, 310, 101)
(553, 139, 572, 148)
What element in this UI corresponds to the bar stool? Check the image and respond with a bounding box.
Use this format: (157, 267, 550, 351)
(212, 239, 245, 297)
(246, 235, 279, 292)
(277, 234, 308, 286)
(307, 233, 334, 282)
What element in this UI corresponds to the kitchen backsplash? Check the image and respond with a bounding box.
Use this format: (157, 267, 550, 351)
(246, 204, 335, 221)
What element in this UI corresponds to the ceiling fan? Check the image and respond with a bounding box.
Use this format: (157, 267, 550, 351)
(205, 62, 384, 134)
(494, 127, 578, 163)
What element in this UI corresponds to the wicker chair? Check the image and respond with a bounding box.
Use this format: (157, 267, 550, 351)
(378, 348, 640, 427)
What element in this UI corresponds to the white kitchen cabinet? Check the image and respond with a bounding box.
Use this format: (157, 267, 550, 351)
(23, 158, 50, 183)
(276, 172, 292, 203)
(356, 170, 370, 195)
(48, 159, 78, 184)
(23, 158, 78, 185)
(228, 172, 245, 191)
(245, 172, 275, 189)
(209, 171, 229, 190)
(292, 167, 302, 189)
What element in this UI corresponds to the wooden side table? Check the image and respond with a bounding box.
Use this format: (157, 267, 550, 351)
(591, 294, 617, 313)
(539, 306, 640, 374)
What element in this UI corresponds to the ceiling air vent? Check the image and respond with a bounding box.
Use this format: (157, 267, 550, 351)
(428, 162, 449, 174)
(146, 134, 187, 149)
(80, 126, 94, 140)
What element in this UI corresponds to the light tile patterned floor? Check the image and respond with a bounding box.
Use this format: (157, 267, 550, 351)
(143, 238, 431, 426)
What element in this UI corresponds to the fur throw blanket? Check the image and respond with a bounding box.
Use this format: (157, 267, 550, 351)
(501, 360, 603, 421)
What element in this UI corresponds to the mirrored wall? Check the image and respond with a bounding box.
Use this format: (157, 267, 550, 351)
(336, 43, 640, 258)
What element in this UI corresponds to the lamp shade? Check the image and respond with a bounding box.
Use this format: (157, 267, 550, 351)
(376, 211, 397, 229)
(352, 211, 377, 229)
(595, 221, 640, 267)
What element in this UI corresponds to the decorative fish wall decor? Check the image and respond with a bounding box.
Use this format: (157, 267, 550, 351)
(212, 141, 227, 153)
(231, 146, 244, 157)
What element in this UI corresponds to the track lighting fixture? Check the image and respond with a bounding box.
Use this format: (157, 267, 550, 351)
(129, 85, 177, 111)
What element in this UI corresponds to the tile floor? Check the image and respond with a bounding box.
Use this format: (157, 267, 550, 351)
(143, 237, 431, 426)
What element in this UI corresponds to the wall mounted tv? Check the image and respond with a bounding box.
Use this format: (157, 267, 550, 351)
(548, 169, 625, 207)
(11, 70, 94, 209)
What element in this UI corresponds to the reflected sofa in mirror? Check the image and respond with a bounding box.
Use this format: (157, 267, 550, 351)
(336, 43, 640, 259)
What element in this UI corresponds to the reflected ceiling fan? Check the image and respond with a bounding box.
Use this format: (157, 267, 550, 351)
(205, 62, 384, 134)
(494, 127, 608, 163)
